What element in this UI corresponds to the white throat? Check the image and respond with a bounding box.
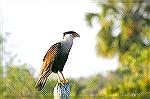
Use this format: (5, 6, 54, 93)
(61, 34, 74, 54)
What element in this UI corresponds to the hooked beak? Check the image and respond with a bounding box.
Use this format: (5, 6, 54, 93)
(76, 33, 80, 38)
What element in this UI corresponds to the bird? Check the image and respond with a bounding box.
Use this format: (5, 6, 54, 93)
(35, 31, 80, 91)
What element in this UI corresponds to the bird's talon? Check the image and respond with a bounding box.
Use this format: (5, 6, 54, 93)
(61, 80, 69, 84)
(60, 82, 64, 86)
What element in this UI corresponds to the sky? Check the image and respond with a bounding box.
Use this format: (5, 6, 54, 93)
(2, 0, 118, 78)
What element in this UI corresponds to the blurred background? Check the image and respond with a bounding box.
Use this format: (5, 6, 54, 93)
(1, 0, 150, 98)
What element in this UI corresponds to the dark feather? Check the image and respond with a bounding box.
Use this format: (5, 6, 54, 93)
(35, 43, 61, 91)
(40, 43, 61, 75)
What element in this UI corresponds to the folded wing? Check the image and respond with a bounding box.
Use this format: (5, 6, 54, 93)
(35, 42, 61, 91)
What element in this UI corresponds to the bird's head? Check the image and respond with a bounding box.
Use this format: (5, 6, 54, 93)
(63, 31, 80, 39)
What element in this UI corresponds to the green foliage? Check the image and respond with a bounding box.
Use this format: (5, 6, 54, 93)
(3, 65, 37, 96)
(70, 79, 85, 96)
(0, 33, 3, 97)
(81, 74, 105, 96)
(85, 0, 150, 96)
(85, 13, 99, 27)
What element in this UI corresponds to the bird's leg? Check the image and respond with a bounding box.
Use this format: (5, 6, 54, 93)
(57, 73, 62, 83)
(60, 71, 68, 83)
(57, 72, 64, 86)
(57, 73, 61, 82)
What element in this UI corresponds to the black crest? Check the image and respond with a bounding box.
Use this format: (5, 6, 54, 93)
(63, 31, 76, 38)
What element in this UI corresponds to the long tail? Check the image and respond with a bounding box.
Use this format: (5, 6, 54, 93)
(35, 71, 52, 91)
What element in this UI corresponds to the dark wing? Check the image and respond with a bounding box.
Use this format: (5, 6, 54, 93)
(39, 42, 61, 75)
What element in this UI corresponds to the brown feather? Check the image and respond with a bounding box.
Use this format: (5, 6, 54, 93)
(40, 42, 61, 75)
(35, 42, 61, 91)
